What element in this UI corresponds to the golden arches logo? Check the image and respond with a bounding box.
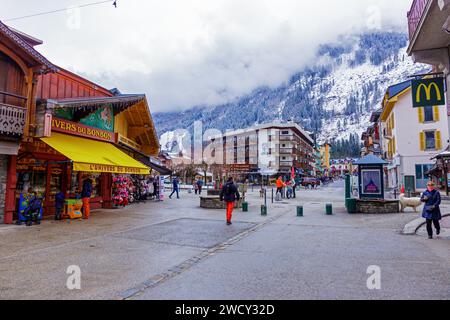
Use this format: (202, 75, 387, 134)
(416, 82, 442, 103)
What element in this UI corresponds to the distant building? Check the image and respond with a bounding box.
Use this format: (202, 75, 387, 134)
(361, 111, 382, 157)
(319, 143, 332, 175)
(330, 159, 356, 176)
(206, 122, 315, 180)
(407, 0, 450, 136)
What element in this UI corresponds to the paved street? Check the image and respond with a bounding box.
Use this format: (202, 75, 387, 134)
(0, 182, 449, 300)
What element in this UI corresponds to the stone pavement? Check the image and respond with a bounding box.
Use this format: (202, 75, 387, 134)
(0, 182, 448, 300)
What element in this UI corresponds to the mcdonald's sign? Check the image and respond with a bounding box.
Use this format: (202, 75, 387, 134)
(412, 78, 445, 108)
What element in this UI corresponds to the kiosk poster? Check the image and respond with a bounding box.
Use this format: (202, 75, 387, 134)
(361, 170, 382, 195)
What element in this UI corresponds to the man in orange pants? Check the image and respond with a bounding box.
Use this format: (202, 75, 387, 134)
(220, 177, 241, 225)
(81, 176, 93, 219)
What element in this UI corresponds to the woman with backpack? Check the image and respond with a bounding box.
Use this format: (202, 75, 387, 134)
(220, 177, 241, 226)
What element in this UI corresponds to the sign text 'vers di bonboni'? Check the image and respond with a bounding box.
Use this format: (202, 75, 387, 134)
(51, 118, 115, 143)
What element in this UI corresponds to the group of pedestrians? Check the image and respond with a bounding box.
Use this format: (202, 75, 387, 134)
(168, 177, 206, 199)
(166, 175, 240, 226)
(275, 176, 299, 200)
(139, 175, 448, 236)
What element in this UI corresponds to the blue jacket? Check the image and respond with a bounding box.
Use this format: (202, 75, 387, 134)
(81, 179, 93, 198)
(55, 192, 65, 208)
(421, 189, 442, 220)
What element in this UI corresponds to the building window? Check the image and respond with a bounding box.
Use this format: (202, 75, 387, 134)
(281, 131, 289, 135)
(425, 131, 436, 150)
(424, 106, 434, 122)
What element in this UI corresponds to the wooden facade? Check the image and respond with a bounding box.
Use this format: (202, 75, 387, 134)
(1, 20, 160, 224)
(0, 20, 56, 224)
(37, 68, 113, 100)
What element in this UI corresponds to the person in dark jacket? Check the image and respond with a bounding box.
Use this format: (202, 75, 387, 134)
(197, 179, 204, 195)
(421, 181, 442, 239)
(169, 177, 180, 199)
(81, 177, 93, 220)
(220, 177, 241, 225)
(55, 191, 65, 221)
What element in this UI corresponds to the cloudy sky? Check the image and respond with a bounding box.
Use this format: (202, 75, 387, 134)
(1, 0, 412, 112)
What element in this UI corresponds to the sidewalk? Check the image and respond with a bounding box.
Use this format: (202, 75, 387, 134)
(0, 190, 272, 299)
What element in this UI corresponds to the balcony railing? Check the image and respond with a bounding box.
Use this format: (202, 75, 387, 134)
(0, 103, 26, 137)
(407, 0, 430, 41)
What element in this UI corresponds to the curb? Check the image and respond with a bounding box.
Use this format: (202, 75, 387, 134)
(402, 213, 450, 235)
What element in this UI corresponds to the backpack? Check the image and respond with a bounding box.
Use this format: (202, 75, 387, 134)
(225, 183, 233, 196)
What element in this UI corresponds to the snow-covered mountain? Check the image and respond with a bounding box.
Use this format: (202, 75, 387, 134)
(155, 32, 429, 155)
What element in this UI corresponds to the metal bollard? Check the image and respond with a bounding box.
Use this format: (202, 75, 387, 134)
(242, 202, 249, 212)
(326, 204, 333, 215)
(261, 205, 268, 216)
(297, 206, 304, 217)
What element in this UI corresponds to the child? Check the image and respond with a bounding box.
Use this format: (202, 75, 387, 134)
(286, 181, 293, 199)
(55, 191, 65, 221)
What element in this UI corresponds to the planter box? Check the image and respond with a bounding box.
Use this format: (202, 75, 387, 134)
(200, 196, 245, 210)
(356, 199, 400, 214)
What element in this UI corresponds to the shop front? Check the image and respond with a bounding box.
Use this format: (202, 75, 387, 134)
(14, 118, 150, 219)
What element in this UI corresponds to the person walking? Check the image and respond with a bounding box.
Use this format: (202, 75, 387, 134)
(421, 181, 442, 239)
(291, 177, 298, 199)
(197, 179, 204, 195)
(81, 176, 93, 220)
(220, 177, 241, 226)
(169, 177, 180, 199)
(194, 180, 199, 195)
(276, 176, 285, 197)
(55, 190, 65, 221)
(152, 177, 158, 198)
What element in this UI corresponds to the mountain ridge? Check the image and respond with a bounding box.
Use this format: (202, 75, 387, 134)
(154, 31, 429, 156)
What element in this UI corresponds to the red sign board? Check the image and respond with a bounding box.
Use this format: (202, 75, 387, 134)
(51, 118, 115, 143)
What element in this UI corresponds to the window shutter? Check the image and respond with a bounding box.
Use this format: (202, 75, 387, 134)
(419, 132, 426, 151)
(393, 137, 396, 154)
(418, 108, 424, 123)
(436, 130, 442, 150)
(433, 106, 440, 122)
(391, 115, 395, 129)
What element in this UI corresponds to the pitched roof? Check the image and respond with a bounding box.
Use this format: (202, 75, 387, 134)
(353, 155, 388, 165)
(387, 80, 411, 99)
(0, 20, 56, 72)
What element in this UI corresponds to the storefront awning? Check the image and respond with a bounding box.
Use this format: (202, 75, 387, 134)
(41, 133, 150, 175)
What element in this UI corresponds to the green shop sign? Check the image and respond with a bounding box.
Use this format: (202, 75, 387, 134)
(79, 105, 114, 131)
(412, 78, 445, 108)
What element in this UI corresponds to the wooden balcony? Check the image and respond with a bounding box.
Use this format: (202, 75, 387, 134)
(116, 133, 143, 152)
(0, 103, 26, 137)
(407, 0, 430, 41)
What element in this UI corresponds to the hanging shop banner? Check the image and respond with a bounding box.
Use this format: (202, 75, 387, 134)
(79, 105, 114, 131)
(412, 78, 445, 108)
(51, 118, 116, 143)
(73, 163, 149, 175)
